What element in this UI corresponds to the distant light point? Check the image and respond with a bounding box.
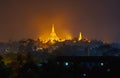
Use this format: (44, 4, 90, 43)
(65, 62, 69, 66)
(100, 62, 104, 66)
(83, 73, 87, 76)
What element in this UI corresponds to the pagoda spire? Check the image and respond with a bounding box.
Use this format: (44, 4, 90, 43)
(78, 32, 82, 41)
(52, 24, 55, 33)
(48, 24, 59, 43)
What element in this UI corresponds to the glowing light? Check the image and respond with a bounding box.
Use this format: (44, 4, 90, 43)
(100, 62, 104, 66)
(107, 68, 111, 72)
(37, 47, 43, 50)
(83, 73, 87, 76)
(37, 64, 43, 67)
(65, 62, 69, 66)
(47, 24, 60, 43)
(78, 32, 82, 41)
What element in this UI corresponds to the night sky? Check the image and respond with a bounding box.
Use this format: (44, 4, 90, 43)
(0, 0, 120, 43)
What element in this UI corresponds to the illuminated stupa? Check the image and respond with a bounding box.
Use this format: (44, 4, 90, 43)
(48, 24, 60, 43)
(78, 32, 82, 41)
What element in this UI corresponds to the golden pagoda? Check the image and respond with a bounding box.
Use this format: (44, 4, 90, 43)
(48, 24, 60, 43)
(78, 32, 82, 41)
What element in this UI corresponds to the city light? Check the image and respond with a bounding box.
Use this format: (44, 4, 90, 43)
(65, 62, 69, 66)
(37, 63, 43, 67)
(107, 68, 111, 72)
(83, 73, 87, 77)
(100, 62, 104, 66)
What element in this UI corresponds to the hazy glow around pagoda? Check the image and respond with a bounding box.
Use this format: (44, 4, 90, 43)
(39, 24, 83, 43)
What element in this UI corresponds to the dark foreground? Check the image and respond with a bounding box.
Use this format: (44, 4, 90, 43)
(0, 56, 120, 78)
